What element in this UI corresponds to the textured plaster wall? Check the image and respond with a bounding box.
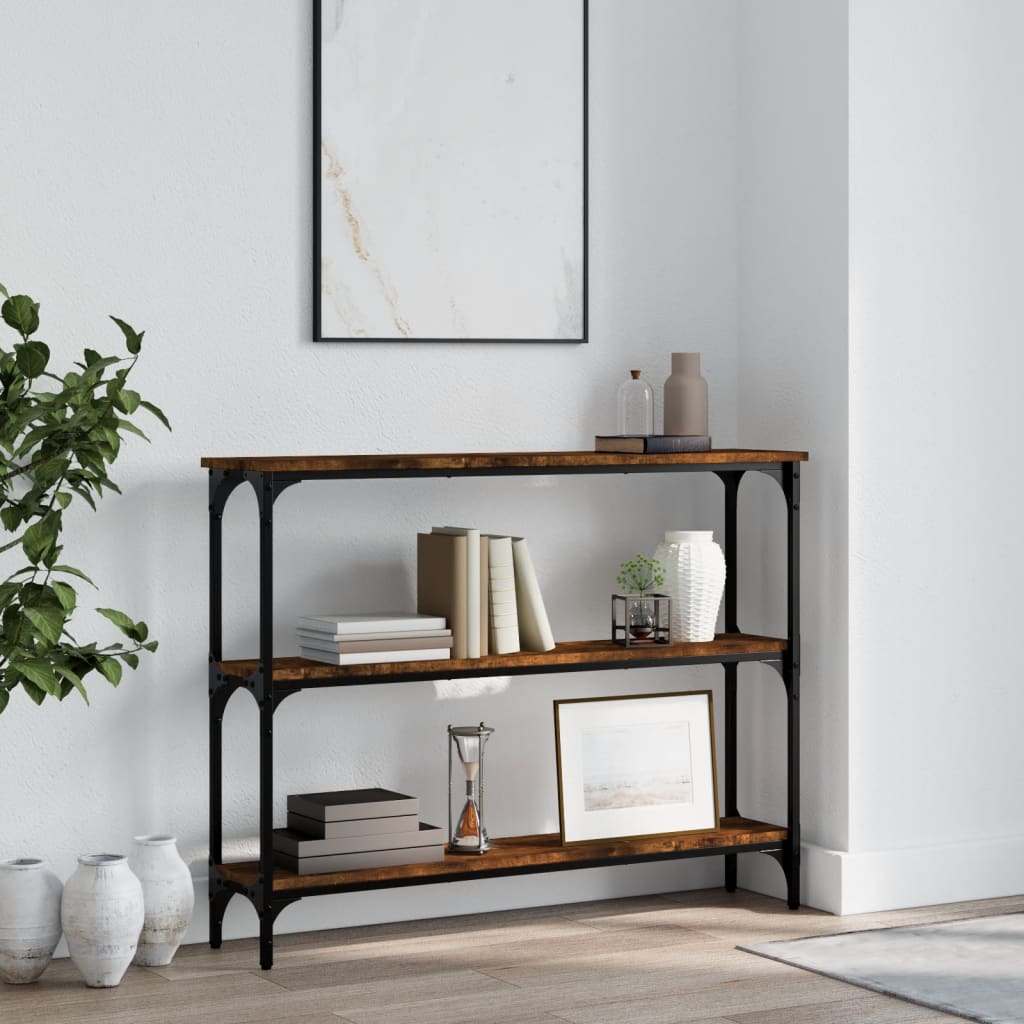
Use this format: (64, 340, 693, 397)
(845, 0, 1024, 910)
(735, 0, 849, 910)
(0, 0, 743, 943)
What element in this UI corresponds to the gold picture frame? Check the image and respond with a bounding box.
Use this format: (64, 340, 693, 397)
(554, 691, 719, 845)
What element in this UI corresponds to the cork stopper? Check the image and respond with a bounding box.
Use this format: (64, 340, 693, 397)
(629, 369, 641, 379)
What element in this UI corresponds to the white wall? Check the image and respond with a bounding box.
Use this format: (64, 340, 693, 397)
(0, 0, 743, 944)
(735, 0, 850, 911)
(845, 0, 1024, 913)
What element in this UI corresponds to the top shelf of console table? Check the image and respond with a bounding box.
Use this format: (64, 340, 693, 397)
(200, 449, 809, 479)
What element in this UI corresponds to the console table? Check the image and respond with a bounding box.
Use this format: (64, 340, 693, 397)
(202, 449, 806, 969)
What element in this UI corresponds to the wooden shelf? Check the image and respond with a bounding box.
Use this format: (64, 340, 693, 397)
(216, 817, 787, 895)
(201, 449, 808, 474)
(218, 634, 787, 688)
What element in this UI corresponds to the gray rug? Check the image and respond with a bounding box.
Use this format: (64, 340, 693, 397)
(741, 913, 1024, 1024)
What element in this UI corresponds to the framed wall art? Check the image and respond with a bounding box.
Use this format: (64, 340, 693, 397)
(314, 0, 588, 343)
(554, 691, 719, 844)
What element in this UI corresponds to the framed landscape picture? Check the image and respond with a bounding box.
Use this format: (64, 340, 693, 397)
(554, 692, 719, 844)
(314, 0, 588, 343)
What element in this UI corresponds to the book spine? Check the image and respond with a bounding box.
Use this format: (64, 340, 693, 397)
(273, 823, 446, 857)
(487, 536, 520, 655)
(464, 530, 481, 657)
(286, 811, 420, 839)
(417, 533, 469, 659)
(644, 435, 712, 453)
(295, 634, 454, 654)
(275, 844, 446, 876)
(511, 537, 555, 652)
(297, 647, 452, 666)
(479, 535, 489, 657)
(287, 795, 420, 822)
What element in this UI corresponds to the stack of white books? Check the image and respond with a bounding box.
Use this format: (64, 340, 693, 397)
(296, 613, 453, 666)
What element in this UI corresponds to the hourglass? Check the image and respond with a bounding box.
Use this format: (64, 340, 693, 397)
(447, 723, 494, 854)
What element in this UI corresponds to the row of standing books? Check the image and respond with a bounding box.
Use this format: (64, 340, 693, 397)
(416, 527, 555, 658)
(273, 787, 444, 875)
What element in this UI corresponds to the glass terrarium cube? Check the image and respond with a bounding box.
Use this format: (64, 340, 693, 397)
(611, 593, 671, 646)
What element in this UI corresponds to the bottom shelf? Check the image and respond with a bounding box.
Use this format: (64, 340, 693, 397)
(216, 816, 786, 896)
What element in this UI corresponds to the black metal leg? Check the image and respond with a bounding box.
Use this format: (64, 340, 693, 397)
(719, 470, 741, 892)
(259, 911, 275, 971)
(784, 462, 801, 909)
(209, 889, 233, 949)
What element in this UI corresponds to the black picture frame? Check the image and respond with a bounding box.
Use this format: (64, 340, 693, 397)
(313, 0, 588, 344)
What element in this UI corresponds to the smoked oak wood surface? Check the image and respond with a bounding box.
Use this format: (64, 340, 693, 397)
(200, 449, 809, 473)
(218, 635, 787, 686)
(216, 818, 787, 894)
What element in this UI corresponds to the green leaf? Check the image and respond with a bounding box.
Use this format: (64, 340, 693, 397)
(54, 663, 89, 703)
(52, 581, 77, 612)
(34, 456, 69, 489)
(2, 295, 40, 337)
(21, 680, 47, 705)
(0, 688, 9, 713)
(97, 607, 138, 639)
(15, 660, 58, 694)
(83, 348, 102, 366)
(114, 388, 140, 414)
(141, 640, 158, 653)
(0, 505, 23, 532)
(109, 316, 144, 355)
(139, 400, 171, 431)
(121, 651, 139, 670)
(116, 418, 150, 442)
(24, 606, 66, 645)
(22, 512, 60, 565)
(0, 582, 20, 608)
(52, 564, 96, 587)
(15, 340, 50, 378)
(97, 657, 122, 686)
(0, 282, 9, 299)
(54, 491, 73, 509)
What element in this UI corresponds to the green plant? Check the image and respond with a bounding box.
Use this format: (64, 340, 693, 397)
(616, 554, 665, 595)
(0, 281, 170, 714)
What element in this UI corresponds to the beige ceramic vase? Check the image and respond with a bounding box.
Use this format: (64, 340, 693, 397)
(663, 352, 708, 435)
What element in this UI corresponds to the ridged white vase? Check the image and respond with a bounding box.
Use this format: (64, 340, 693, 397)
(0, 858, 63, 984)
(654, 531, 727, 642)
(129, 835, 194, 966)
(61, 854, 143, 988)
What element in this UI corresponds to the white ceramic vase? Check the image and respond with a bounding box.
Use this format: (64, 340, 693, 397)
(0, 858, 63, 984)
(128, 835, 194, 966)
(61, 854, 143, 988)
(654, 530, 727, 642)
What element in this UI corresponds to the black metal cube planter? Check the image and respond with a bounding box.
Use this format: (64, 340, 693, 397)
(611, 593, 671, 646)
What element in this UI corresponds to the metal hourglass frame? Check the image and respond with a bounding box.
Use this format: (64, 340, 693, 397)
(447, 723, 494, 854)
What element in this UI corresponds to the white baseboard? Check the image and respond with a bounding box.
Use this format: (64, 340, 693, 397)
(740, 835, 1024, 917)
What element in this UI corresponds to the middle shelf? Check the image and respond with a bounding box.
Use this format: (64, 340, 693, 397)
(217, 633, 788, 690)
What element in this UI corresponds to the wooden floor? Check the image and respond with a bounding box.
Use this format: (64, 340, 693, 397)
(5, 888, 1023, 1024)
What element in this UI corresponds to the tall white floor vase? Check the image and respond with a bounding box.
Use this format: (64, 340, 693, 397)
(61, 854, 143, 988)
(129, 835, 194, 966)
(0, 858, 63, 984)
(654, 530, 727, 642)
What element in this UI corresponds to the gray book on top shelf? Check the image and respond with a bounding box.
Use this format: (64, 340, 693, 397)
(275, 843, 445, 876)
(273, 821, 445, 859)
(287, 788, 419, 822)
(286, 811, 419, 840)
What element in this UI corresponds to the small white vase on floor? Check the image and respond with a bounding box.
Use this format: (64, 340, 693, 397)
(61, 854, 143, 988)
(129, 835, 194, 966)
(0, 858, 63, 984)
(654, 530, 727, 642)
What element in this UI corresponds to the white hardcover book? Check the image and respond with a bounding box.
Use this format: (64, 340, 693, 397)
(295, 628, 452, 643)
(296, 613, 447, 635)
(510, 537, 556, 652)
(298, 647, 452, 666)
(295, 633, 454, 654)
(484, 535, 520, 654)
(431, 527, 481, 657)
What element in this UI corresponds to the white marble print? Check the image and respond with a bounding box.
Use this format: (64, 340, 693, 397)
(319, 0, 585, 339)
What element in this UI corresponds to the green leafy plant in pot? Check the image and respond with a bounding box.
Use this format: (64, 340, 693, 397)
(0, 282, 169, 714)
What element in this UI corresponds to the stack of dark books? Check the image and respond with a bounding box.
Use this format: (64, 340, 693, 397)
(273, 787, 446, 876)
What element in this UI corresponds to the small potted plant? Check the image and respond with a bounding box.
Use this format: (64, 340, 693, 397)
(612, 554, 670, 646)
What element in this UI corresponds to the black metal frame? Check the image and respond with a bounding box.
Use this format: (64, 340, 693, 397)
(312, 0, 589, 344)
(208, 458, 801, 969)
